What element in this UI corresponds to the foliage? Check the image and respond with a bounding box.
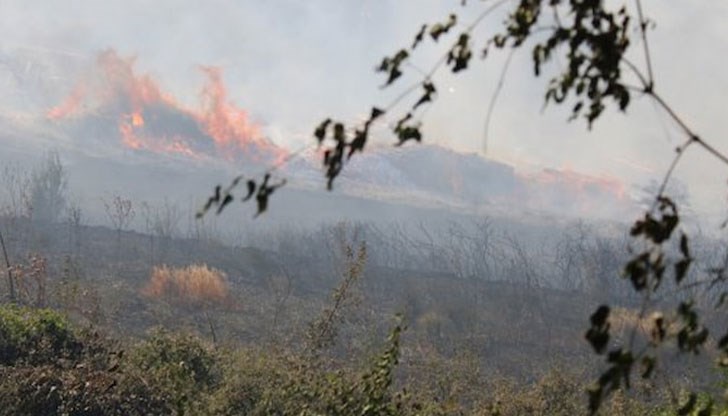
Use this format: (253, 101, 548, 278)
(307, 241, 367, 351)
(11, 253, 48, 307)
(195, 1, 728, 414)
(259, 317, 411, 416)
(127, 329, 220, 414)
(0, 305, 82, 366)
(0, 306, 173, 415)
(54, 256, 105, 326)
(2, 304, 727, 415)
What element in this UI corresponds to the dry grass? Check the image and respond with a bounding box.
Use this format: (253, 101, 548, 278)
(142, 264, 229, 307)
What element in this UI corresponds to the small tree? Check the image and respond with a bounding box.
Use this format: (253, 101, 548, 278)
(30, 151, 67, 224)
(307, 241, 367, 352)
(141, 199, 181, 264)
(102, 195, 135, 245)
(11, 253, 47, 308)
(65, 200, 83, 258)
(0, 163, 32, 221)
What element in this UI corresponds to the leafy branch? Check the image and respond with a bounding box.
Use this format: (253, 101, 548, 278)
(200, 3, 728, 410)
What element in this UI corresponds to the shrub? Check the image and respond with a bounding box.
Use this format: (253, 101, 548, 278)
(0, 305, 169, 415)
(0, 305, 81, 366)
(142, 264, 229, 307)
(127, 329, 220, 414)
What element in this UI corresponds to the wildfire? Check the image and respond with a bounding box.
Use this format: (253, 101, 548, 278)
(527, 168, 627, 201)
(47, 49, 287, 164)
(131, 112, 144, 127)
(47, 84, 86, 120)
(521, 167, 630, 216)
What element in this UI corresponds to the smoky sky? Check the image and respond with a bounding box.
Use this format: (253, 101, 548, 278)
(2, 1, 728, 220)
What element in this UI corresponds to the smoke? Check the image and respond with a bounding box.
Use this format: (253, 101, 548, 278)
(4, 2, 724, 220)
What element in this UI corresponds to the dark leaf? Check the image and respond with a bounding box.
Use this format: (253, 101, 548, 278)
(447, 33, 472, 72)
(590, 305, 609, 326)
(395, 126, 422, 146)
(333, 123, 346, 143)
(377, 49, 409, 86)
(387, 67, 403, 85)
(197, 185, 222, 218)
(650, 313, 666, 344)
(254, 174, 286, 217)
(640, 355, 655, 379)
(370, 107, 385, 121)
(216, 194, 233, 214)
(718, 332, 728, 350)
(412, 24, 427, 49)
(394, 113, 413, 133)
(242, 180, 256, 202)
(429, 14, 457, 41)
(413, 82, 437, 110)
(678, 393, 697, 416)
(624, 253, 649, 291)
(585, 305, 610, 354)
(675, 258, 692, 285)
(679, 232, 690, 258)
(348, 129, 368, 159)
(255, 192, 269, 217)
(314, 119, 332, 144)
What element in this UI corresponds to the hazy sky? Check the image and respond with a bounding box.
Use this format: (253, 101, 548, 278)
(2, 1, 728, 220)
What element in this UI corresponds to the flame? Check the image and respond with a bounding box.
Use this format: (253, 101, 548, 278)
(198, 66, 261, 156)
(521, 167, 629, 216)
(527, 168, 627, 200)
(48, 49, 287, 164)
(47, 84, 86, 119)
(131, 112, 144, 127)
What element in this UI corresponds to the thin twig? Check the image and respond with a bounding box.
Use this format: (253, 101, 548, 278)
(650, 139, 693, 212)
(466, 0, 514, 33)
(621, 57, 651, 89)
(648, 92, 697, 140)
(264, 0, 514, 181)
(634, 0, 654, 87)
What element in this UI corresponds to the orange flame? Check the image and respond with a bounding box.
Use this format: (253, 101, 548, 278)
(521, 167, 629, 216)
(131, 112, 144, 127)
(197, 66, 266, 158)
(47, 84, 86, 119)
(48, 49, 287, 164)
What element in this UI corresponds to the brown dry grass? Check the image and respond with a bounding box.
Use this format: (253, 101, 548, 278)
(142, 264, 229, 307)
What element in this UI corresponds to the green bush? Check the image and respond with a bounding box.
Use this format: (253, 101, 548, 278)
(5, 304, 724, 415)
(0, 364, 169, 416)
(0, 305, 82, 366)
(127, 329, 220, 414)
(0, 305, 169, 415)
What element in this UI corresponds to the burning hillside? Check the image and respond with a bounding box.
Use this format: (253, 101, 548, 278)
(0, 47, 637, 222)
(46, 49, 286, 165)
